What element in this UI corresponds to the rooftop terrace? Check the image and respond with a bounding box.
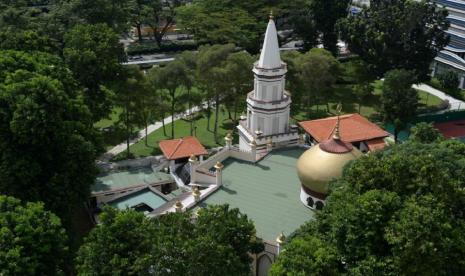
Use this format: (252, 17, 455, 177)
(93, 167, 172, 194)
(201, 147, 314, 242)
(109, 188, 168, 213)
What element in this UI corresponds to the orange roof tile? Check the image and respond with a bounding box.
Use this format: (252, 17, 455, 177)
(366, 138, 387, 151)
(298, 114, 390, 143)
(159, 136, 208, 160)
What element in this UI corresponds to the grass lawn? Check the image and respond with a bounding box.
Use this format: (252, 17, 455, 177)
(291, 81, 443, 124)
(122, 109, 239, 158)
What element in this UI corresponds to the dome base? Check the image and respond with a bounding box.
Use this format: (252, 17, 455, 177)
(300, 187, 325, 210)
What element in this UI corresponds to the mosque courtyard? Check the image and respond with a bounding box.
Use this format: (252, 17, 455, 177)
(201, 147, 314, 242)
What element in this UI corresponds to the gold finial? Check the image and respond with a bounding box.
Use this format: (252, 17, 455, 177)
(269, 10, 274, 20)
(192, 186, 201, 197)
(276, 232, 285, 244)
(333, 103, 342, 140)
(214, 161, 224, 171)
(225, 131, 233, 141)
(249, 139, 257, 148)
(174, 200, 183, 212)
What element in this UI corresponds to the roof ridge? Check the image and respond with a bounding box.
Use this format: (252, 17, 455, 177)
(168, 138, 184, 159)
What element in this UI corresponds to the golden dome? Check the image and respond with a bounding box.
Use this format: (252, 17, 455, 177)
(297, 138, 361, 195)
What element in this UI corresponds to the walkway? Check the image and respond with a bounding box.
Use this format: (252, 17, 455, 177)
(99, 104, 204, 162)
(414, 83, 465, 111)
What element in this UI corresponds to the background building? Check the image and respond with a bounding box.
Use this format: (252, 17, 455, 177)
(430, 1, 465, 87)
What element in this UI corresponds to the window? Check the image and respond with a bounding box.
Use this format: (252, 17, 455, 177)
(315, 201, 324, 210)
(307, 197, 314, 207)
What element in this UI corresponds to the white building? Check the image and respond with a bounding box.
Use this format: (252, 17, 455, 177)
(237, 16, 299, 152)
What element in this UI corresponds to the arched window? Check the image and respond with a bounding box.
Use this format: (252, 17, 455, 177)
(315, 201, 324, 210)
(306, 197, 314, 207)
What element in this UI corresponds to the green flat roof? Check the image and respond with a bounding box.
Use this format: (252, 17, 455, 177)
(201, 148, 314, 242)
(110, 188, 167, 211)
(93, 168, 172, 193)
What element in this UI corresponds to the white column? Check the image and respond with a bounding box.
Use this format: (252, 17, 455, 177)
(214, 162, 224, 186)
(189, 155, 198, 184)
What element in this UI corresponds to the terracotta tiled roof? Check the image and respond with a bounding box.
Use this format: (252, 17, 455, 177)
(299, 114, 390, 143)
(159, 136, 208, 160)
(366, 138, 387, 151)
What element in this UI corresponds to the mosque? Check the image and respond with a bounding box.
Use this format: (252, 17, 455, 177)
(93, 15, 389, 276)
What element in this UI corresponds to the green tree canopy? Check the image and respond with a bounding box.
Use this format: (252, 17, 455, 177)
(70, 0, 134, 34)
(271, 140, 465, 275)
(380, 69, 419, 141)
(296, 48, 340, 118)
(63, 23, 126, 121)
(410, 122, 444, 143)
(0, 195, 68, 275)
(76, 204, 263, 275)
(339, 0, 449, 79)
(0, 50, 99, 227)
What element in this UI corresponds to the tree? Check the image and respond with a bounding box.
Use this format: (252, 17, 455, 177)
(223, 51, 254, 123)
(115, 65, 148, 156)
(288, 0, 349, 54)
(380, 69, 419, 142)
(177, 51, 201, 135)
(272, 140, 465, 275)
(148, 60, 190, 138)
(76, 206, 155, 275)
(0, 30, 57, 53)
(147, 67, 170, 137)
(0, 195, 68, 275)
(282, 51, 304, 116)
(0, 51, 99, 227)
(410, 122, 443, 143)
(338, 0, 449, 79)
(311, 0, 350, 54)
(142, 0, 182, 47)
(70, 0, 134, 34)
(297, 48, 340, 118)
(176, 1, 268, 53)
(197, 44, 236, 143)
(76, 204, 262, 275)
(437, 71, 461, 97)
(350, 60, 374, 113)
(63, 23, 126, 121)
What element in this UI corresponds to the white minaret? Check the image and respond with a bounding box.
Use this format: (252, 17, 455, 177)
(237, 13, 299, 152)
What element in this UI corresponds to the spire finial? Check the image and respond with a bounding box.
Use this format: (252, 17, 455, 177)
(269, 10, 274, 20)
(333, 103, 342, 140)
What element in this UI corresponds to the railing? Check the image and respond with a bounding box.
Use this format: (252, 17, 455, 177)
(247, 91, 291, 105)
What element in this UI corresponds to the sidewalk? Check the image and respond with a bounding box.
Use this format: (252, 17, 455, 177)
(99, 104, 204, 162)
(413, 83, 465, 111)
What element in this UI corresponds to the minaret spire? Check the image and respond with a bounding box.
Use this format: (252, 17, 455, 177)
(258, 13, 282, 69)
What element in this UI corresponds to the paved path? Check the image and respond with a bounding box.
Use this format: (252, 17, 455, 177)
(414, 83, 465, 111)
(99, 104, 204, 162)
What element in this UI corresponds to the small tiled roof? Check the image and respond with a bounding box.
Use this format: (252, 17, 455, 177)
(159, 136, 208, 160)
(366, 138, 387, 151)
(299, 114, 390, 143)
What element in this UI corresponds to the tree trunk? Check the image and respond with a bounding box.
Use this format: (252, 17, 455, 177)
(144, 121, 148, 146)
(162, 113, 167, 136)
(214, 93, 220, 144)
(137, 23, 143, 42)
(125, 104, 130, 157)
(228, 108, 232, 121)
(358, 103, 362, 114)
(326, 102, 330, 113)
(233, 98, 238, 123)
(171, 90, 175, 139)
(307, 95, 312, 119)
(394, 128, 398, 143)
(206, 101, 211, 131)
